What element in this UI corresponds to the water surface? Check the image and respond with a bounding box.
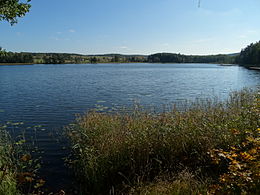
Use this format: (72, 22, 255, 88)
(0, 63, 260, 192)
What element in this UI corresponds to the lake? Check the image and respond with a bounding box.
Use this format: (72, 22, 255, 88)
(0, 63, 260, 192)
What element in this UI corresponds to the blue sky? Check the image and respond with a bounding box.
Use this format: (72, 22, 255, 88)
(1, 0, 260, 55)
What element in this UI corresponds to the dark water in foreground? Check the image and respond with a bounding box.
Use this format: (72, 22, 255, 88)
(0, 63, 260, 192)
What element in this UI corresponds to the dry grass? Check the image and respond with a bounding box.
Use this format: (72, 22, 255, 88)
(68, 89, 259, 194)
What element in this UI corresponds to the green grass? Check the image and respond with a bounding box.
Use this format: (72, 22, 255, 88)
(0, 125, 43, 195)
(67, 89, 259, 194)
(0, 126, 21, 195)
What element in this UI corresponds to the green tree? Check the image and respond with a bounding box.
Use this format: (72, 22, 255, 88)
(236, 41, 260, 67)
(0, 0, 31, 25)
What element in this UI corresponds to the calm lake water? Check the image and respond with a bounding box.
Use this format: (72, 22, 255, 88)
(0, 63, 260, 192)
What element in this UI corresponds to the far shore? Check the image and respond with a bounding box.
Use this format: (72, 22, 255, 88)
(0, 63, 34, 66)
(0, 62, 237, 66)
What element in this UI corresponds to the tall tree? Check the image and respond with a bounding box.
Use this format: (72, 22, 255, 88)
(0, 0, 31, 25)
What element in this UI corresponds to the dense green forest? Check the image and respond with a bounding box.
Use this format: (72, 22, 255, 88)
(147, 53, 236, 64)
(0, 47, 33, 63)
(236, 41, 260, 67)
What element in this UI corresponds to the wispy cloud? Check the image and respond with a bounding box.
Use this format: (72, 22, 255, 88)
(237, 29, 259, 39)
(238, 35, 247, 39)
(247, 30, 258, 34)
(199, 8, 241, 17)
(69, 29, 76, 33)
(119, 46, 128, 49)
(50, 37, 60, 41)
(162, 43, 170, 47)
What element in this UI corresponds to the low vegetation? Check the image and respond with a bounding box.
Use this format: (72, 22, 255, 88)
(0, 125, 21, 195)
(0, 124, 43, 195)
(68, 89, 259, 194)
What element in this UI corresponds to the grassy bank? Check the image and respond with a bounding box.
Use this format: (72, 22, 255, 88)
(68, 89, 259, 194)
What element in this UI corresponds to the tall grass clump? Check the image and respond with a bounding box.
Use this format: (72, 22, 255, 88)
(68, 89, 259, 194)
(0, 125, 21, 195)
(0, 124, 44, 195)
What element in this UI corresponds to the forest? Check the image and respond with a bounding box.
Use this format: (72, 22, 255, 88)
(236, 41, 260, 67)
(0, 49, 147, 64)
(147, 53, 236, 64)
(0, 47, 33, 63)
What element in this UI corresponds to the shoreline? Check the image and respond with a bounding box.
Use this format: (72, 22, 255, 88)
(249, 66, 260, 70)
(0, 62, 238, 66)
(0, 63, 34, 66)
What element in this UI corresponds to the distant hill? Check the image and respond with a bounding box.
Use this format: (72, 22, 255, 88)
(227, 53, 240, 57)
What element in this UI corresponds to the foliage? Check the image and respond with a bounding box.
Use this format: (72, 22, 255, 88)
(0, 48, 33, 63)
(0, 125, 21, 195)
(148, 53, 236, 64)
(67, 89, 258, 194)
(0, 123, 44, 195)
(209, 93, 260, 194)
(0, 0, 31, 25)
(0, 48, 148, 64)
(236, 41, 260, 67)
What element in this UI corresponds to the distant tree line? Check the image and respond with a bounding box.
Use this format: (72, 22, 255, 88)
(147, 53, 235, 64)
(0, 47, 33, 63)
(0, 48, 149, 64)
(2, 41, 260, 66)
(236, 41, 260, 67)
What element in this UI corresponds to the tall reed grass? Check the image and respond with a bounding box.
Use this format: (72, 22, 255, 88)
(0, 125, 21, 195)
(0, 124, 43, 195)
(68, 89, 259, 194)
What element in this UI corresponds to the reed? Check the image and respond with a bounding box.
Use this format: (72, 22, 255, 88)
(68, 89, 259, 194)
(0, 124, 43, 195)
